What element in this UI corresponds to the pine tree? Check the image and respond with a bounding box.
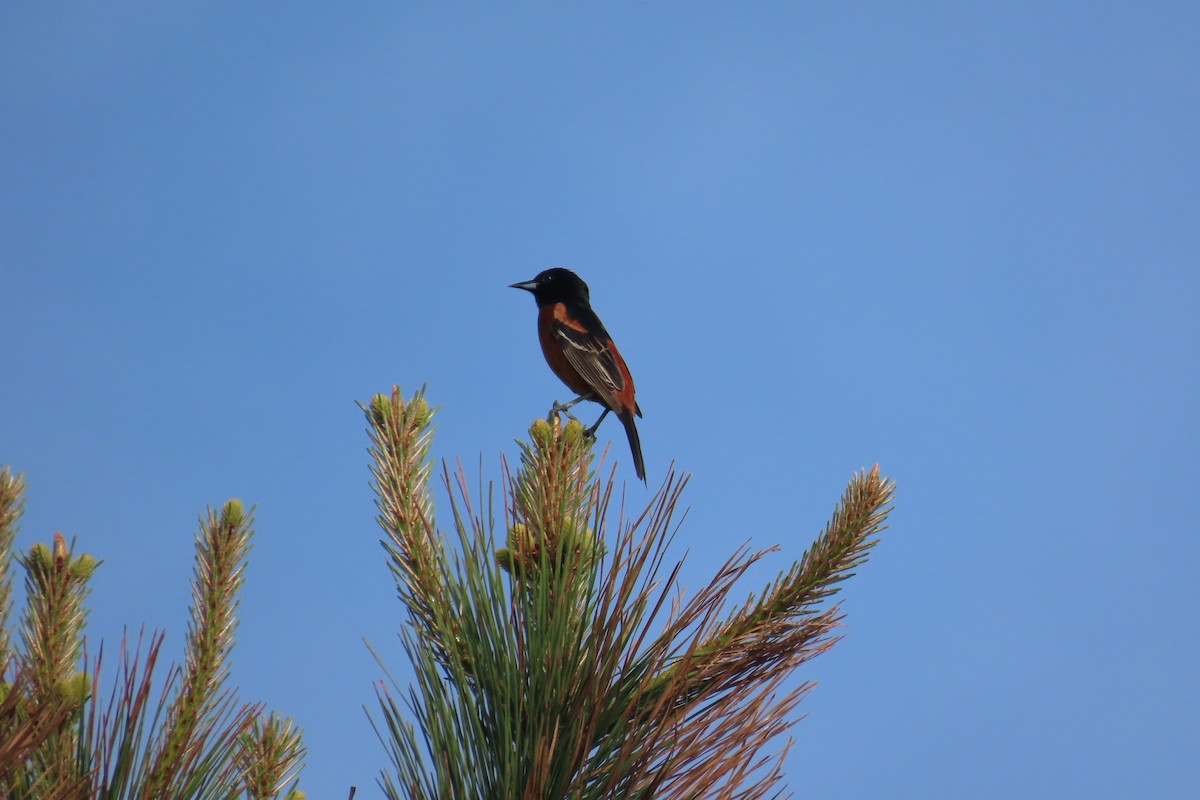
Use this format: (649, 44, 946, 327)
(365, 387, 894, 799)
(0, 467, 305, 799)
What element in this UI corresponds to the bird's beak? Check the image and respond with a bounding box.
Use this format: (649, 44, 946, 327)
(509, 279, 539, 293)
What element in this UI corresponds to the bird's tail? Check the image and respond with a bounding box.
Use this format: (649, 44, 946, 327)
(620, 412, 646, 483)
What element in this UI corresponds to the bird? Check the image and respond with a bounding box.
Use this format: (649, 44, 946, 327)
(510, 267, 646, 482)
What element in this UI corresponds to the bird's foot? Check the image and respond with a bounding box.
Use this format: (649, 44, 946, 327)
(549, 402, 584, 426)
(549, 393, 594, 423)
(584, 407, 610, 438)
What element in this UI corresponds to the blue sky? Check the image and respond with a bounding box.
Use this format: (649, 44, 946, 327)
(3, 3, 1197, 797)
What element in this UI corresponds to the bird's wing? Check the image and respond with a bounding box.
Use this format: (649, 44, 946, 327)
(551, 320, 628, 412)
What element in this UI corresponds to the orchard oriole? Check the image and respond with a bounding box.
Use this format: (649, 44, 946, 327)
(510, 268, 646, 482)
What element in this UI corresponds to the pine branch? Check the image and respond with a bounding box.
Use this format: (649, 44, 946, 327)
(238, 712, 305, 799)
(722, 465, 894, 645)
(16, 533, 96, 790)
(644, 465, 895, 711)
(593, 467, 895, 797)
(367, 390, 897, 799)
(78, 629, 167, 799)
(363, 388, 454, 668)
(143, 499, 261, 799)
(74, 503, 302, 800)
(0, 468, 303, 798)
(0, 467, 24, 674)
(0, 667, 85, 800)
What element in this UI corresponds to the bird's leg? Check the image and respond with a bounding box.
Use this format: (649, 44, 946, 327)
(584, 407, 610, 438)
(549, 393, 594, 422)
(555, 393, 592, 413)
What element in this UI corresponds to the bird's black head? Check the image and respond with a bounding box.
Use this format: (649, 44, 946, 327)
(509, 267, 590, 307)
